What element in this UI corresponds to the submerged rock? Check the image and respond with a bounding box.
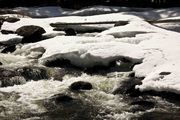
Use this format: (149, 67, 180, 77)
(15, 25, 46, 43)
(70, 81, 93, 91)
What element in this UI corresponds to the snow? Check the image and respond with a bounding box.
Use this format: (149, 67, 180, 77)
(1, 6, 180, 94)
(0, 33, 22, 45)
(12, 18, 180, 94)
(17, 36, 143, 67)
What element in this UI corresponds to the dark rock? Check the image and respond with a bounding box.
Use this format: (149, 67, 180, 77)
(128, 72, 135, 77)
(0, 68, 19, 77)
(70, 81, 93, 91)
(1, 30, 15, 34)
(16, 25, 46, 36)
(15, 25, 46, 43)
(159, 72, 171, 75)
(64, 28, 76, 36)
(49, 94, 73, 103)
(5, 17, 20, 23)
(112, 78, 142, 96)
(1, 45, 16, 53)
(0, 76, 26, 87)
(16, 66, 66, 81)
(16, 66, 48, 81)
(0, 62, 2, 65)
(0, 68, 25, 87)
(114, 21, 129, 27)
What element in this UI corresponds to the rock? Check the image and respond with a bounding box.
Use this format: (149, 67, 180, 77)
(0, 67, 25, 87)
(0, 76, 26, 87)
(47, 68, 66, 81)
(1, 45, 16, 53)
(5, 17, 20, 23)
(49, 94, 73, 103)
(15, 25, 46, 43)
(112, 78, 142, 96)
(64, 28, 76, 36)
(0, 62, 2, 65)
(128, 72, 135, 77)
(1, 30, 14, 34)
(16, 66, 66, 81)
(159, 72, 171, 75)
(114, 21, 129, 27)
(70, 81, 93, 91)
(0, 68, 19, 77)
(16, 66, 48, 81)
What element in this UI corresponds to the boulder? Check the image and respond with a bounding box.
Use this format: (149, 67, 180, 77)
(15, 25, 46, 43)
(70, 81, 93, 91)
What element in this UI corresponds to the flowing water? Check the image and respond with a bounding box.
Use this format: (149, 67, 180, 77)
(0, 68, 180, 120)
